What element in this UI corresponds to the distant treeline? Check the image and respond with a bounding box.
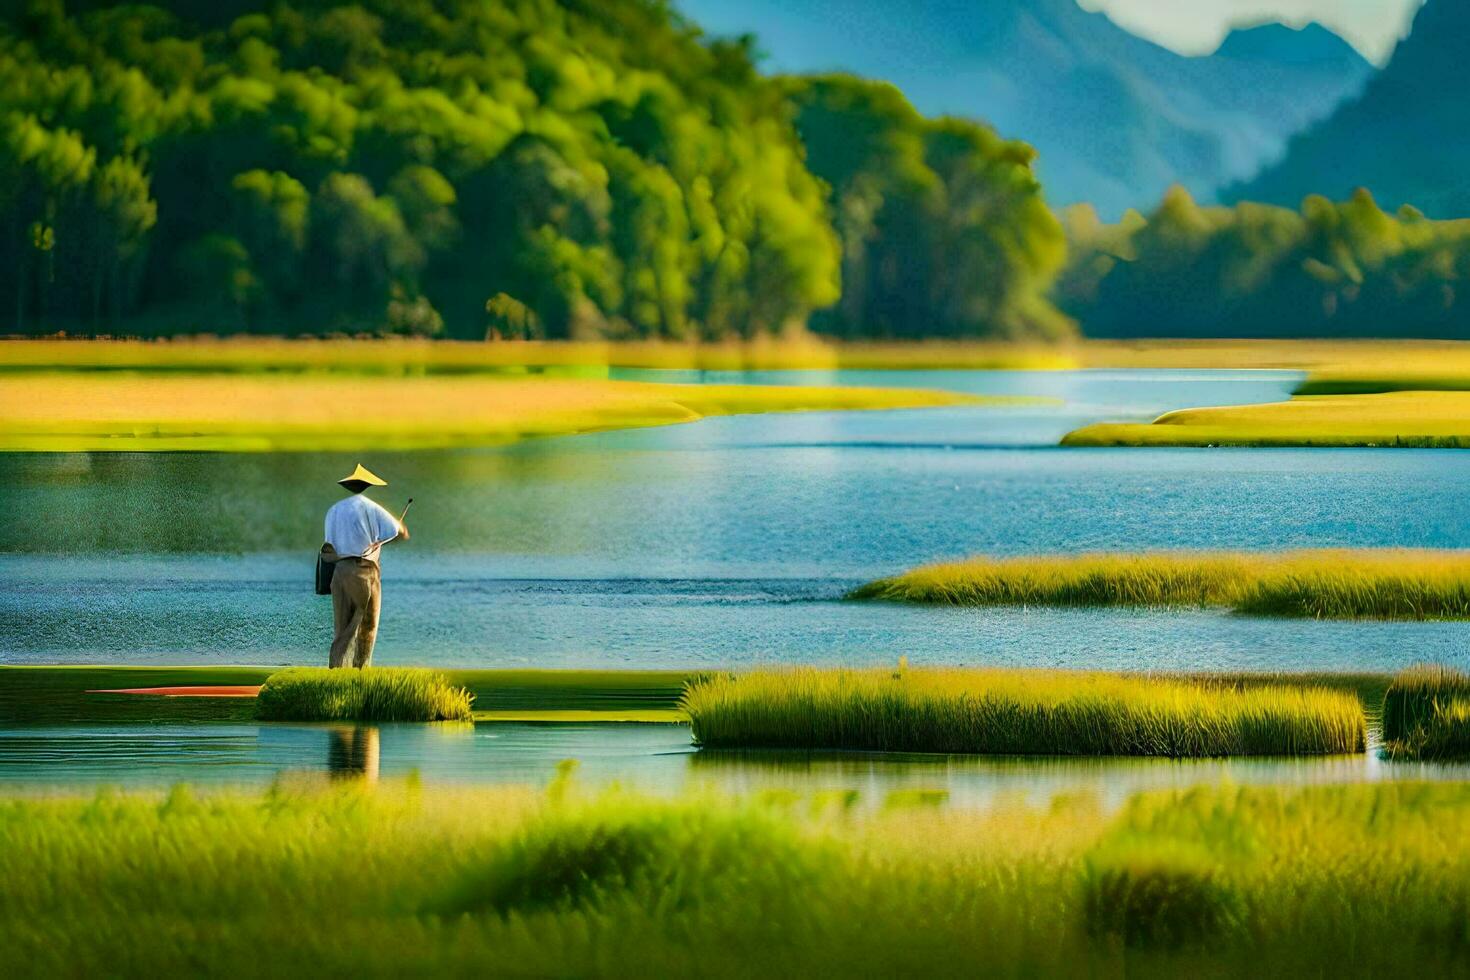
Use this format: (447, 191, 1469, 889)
(0, 0, 1067, 341)
(1060, 187, 1470, 339)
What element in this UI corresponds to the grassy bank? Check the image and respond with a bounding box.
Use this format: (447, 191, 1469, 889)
(682, 667, 1365, 757)
(0, 667, 692, 726)
(6, 779, 1470, 975)
(854, 550, 1470, 620)
(1062, 391, 1470, 448)
(255, 668, 473, 722)
(19, 337, 1470, 374)
(0, 337, 1074, 373)
(0, 371, 987, 452)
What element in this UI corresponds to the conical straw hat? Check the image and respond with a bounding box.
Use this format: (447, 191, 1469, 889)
(338, 463, 387, 487)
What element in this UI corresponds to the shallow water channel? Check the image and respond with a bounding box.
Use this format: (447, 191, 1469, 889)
(4, 367, 1470, 792)
(1, 720, 1466, 802)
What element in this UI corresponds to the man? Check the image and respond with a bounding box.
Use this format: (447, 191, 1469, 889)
(323, 463, 409, 668)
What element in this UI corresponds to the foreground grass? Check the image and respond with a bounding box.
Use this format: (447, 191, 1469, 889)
(254, 668, 473, 722)
(853, 550, 1470, 620)
(682, 667, 1365, 757)
(0, 371, 985, 452)
(7, 779, 1470, 976)
(1062, 390, 1470, 448)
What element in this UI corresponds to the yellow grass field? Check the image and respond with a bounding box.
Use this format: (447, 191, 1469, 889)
(1062, 391, 1470, 448)
(0, 371, 988, 452)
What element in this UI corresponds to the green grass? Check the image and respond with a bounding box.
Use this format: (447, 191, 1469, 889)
(0, 667, 694, 726)
(1381, 664, 1470, 759)
(681, 667, 1365, 757)
(7, 779, 1470, 975)
(852, 550, 1470, 619)
(254, 668, 473, 722)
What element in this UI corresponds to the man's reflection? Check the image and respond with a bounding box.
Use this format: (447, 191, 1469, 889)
(327, 725, 380, 781)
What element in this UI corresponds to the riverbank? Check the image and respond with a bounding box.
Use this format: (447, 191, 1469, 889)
(0, 372, 988, 452)
(7, 779, 1470, 975)
(13, 336, 1470, 374)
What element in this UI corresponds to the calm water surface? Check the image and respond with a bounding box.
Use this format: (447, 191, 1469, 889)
(1, 721, 1465, 803)
(4, 368, 1469, 672)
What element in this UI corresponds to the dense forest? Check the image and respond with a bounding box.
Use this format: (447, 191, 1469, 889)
(1059, 187, 1470, 339)
(0, 0, 1067, 340)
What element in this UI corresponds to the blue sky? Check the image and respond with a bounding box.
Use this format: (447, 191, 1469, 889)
(1080, 0, 1422, 63)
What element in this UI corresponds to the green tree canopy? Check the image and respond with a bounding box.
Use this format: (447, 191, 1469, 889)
(0, 0, 1066, 341)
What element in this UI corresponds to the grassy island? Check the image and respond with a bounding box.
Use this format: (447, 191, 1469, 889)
(9, 779, 1470, 974)
(682, 667, 1365, 757)
(853, 550, 1470, 620)
(1061, 391, 1470, 449)
(254, 668, 474, 723)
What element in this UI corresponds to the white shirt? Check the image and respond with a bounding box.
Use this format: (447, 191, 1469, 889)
(324, 494, 400, 565)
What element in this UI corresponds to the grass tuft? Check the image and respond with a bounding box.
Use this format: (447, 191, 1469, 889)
(1381, 665, 1470, 759)
(681, 667, 1366, 757)
(1082, 842, 1240, 949)
(853, 550, 1470, 620)
(255, 667, 473, 722)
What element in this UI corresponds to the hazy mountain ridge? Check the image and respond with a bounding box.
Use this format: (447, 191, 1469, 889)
(1234, 0, 1470, 216)
(679, 0, 1373, 217)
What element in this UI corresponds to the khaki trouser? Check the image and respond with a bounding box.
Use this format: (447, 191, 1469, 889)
(330, 558, 381, 668)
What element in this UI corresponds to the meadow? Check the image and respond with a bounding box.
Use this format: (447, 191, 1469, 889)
(0, 371, 984, 452)
(853, 550, 1470, 619)
(5, 778, 1470, 976)
(681, 667, 1365, 757)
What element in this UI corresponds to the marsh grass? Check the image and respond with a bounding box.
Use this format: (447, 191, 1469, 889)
(681, 667, 1365, 757)
(1062, 391, 1470, 448)
(9, 781, 1470, 975)
(255, 668, 473, 722)
(853, 550, 1470, 620)
(1381, 665, 1470, 759)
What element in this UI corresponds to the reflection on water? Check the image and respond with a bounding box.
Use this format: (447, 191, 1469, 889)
(327, 726, 379, 781)
(2, 721, 1468, 807)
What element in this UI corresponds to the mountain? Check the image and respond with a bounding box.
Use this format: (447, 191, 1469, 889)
(678, 0, 1373, 217)
(1233, 0, 1470, 216)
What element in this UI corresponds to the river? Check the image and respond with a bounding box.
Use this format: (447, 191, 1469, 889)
(4, 368, 1468, 672)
